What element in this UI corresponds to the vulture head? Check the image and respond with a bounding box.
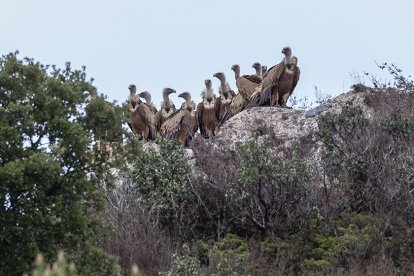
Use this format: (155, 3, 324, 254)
(128, 84, 137, 95)
(178, 91, 191, 101)
(262, 65, 268, 75)
(179, 92, 194, 111)
(162, 87, 176, 97)
(282, 46, 292, 55)
(139, 91, 152, 103)
(213, 72, 226, 83)
(204, 79, 212, 90)
(252, 62, 261, 70)
(252, 62, 262, 75)
(231, 64, 240, 72)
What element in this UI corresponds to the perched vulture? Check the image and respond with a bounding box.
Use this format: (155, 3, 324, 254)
(128, 84, 140, 111)
(213, 72, 235, 123)
(219, 64, 263, 124)
(127, 84, 156, 140)
(197, 79, 219, 138)
(154, 88, 176, 137)
(281, 56, 300, 105)
(139, 91, 158, 114)
(160, 92, 198, 146)
(252, 46, 299, 108)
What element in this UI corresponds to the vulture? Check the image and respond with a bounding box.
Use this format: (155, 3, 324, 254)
(160, 92, 198, 146)
(197, 79, 219, 138)
(127, 84, 156, 140)
(252, 46, 299, 108)
(281, 56, 300, 106)
(139, 91, 158, 114)
(154, 88, 176, 137)
(219, 64, 263, 124)
(213, 72, 235, 123)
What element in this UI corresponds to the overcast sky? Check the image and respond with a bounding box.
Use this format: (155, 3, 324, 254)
(1, 0, 413, 107)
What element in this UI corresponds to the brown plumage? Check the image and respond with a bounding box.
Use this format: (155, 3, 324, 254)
(281, 56, 300, 105)
(154, 88, 176, 137)
(213, 72, 234, 123)
(253, 46, 299, 108)
(219, 64, 263, 124)
(160, 92, 198, 146)
(232, 64, 262, 99)
(127, 84, 155, 140)
(139, 91, 158, 114)
(261, 65, 268, 77)
(197, 79, 219, 138)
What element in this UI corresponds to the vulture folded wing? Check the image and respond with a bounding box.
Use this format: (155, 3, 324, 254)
(196, 102, 206, 138)
(160, 110, 188, 138)
(236, 77, 261, 100)
(261, 61, 285, 89)
(137, 104, 157, 140)
(171, 113, 198, 145)
(243, 74, 262, 84)
(220, 93, 246, 125)
(289, 66, 301, 97)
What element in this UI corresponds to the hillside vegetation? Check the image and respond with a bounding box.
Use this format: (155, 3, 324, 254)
(1, 52, 414, 275)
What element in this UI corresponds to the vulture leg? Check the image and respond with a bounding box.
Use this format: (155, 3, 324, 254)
(279, 97, 289, 108)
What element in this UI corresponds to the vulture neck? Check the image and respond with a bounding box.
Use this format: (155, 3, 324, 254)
(163, 94, 171, 109)
(255, 67, 262, 76)
(205, 88, 213, 99)
(144, 95, 152, 105)
(184, 99, 192, 110)
(234, 69, 240, 80)
(219, 77, 227, 91)
(284, 53, 293, 65)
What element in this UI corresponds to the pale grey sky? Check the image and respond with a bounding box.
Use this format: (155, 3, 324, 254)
(1, 0, 413, 107)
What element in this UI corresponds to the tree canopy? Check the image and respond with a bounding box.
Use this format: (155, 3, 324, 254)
(0, 52, 129, 275)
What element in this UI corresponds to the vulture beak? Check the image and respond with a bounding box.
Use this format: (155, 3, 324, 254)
(213, 73, 218, 78)
(169, 89, 176, 95)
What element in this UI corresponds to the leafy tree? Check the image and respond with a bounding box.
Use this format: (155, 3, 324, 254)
(0, 52, 126, 275)
(130, 139, 197, 240)
(228, 139, 309, 236)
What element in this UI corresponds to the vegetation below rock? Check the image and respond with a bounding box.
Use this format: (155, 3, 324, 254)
(2, 52, 414, 275)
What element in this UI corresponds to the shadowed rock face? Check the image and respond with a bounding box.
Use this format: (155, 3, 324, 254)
(189, 90, 377, 179)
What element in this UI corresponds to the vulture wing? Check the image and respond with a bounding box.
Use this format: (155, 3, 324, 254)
(196, 102, 206, 138)
(289, 66, 301, 97)
(137, 103, 157, 140)
(236, 77, 262, 100)
(160, 109, 188, 138)
(243, 74, 262, 84)
(219, 93, 247, 125)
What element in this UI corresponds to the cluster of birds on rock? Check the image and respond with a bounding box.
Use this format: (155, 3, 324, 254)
(127, 46, 300, 146)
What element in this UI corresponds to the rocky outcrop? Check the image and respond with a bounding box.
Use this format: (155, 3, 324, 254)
(190, 90, 377, 180)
